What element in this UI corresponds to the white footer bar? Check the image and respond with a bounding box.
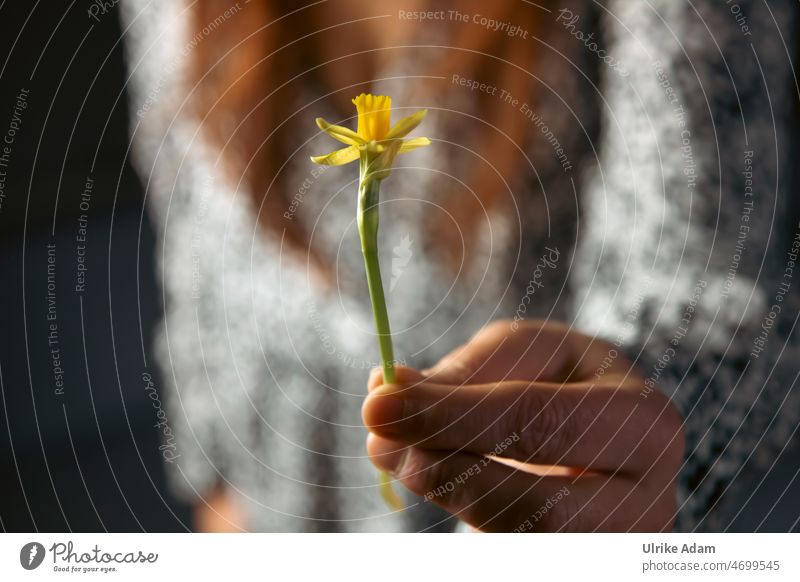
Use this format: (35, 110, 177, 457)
(1, 533, 796, 580)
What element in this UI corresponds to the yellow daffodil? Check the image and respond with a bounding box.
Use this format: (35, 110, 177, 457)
(311, 94, 432, 512)
(311, 93, 430, 180)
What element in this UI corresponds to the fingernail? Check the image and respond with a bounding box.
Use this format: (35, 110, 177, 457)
(367, 367, 383, 391)
(362, 387, 408, 433)
(369, 366, 425, 392)
(367, 434, 409, 474)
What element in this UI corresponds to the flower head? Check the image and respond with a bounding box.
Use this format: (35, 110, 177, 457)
(311, 93, 431, 180)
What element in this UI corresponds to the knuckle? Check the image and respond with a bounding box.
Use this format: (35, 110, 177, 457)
(428, 349, 474, 385)
(481, 319, 546, 342)
(481, 320, 515, 337)
(397, 449, 440, 496)
(515, 388, 573, 462)
(400, 450, 458, 501)
(401, 450, 483, 511)
(415, 394, 468, 445)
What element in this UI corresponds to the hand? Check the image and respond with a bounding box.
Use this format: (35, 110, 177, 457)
(362, 320, 685, 532)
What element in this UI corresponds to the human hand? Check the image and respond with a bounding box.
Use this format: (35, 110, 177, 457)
(362, 320, 685, 531)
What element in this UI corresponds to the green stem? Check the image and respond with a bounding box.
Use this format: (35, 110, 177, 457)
(358, 175, 402, 510)
(362, 249, 396, 384)
(358, 178, 396, 384)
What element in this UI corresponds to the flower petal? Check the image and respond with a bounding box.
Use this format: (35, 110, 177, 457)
(352, 93, 392, 141)
(316, 117, 364, 145)
(385, 109, 427, 140)
(310, 145, 360, 166)
(398, 137, 431, 153)
(365, 138, 403, 181)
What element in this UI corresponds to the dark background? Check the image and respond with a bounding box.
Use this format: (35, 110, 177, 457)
(0, 2, 189, 531)
(0, 2, 797, 532)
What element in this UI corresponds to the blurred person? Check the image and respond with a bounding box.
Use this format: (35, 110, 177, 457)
(121, 0, 800, 532)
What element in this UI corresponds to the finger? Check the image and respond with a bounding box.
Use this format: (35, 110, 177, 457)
(367, 365, 427, 392)
(421, 320, 576, 385)
(363, 379, 683, 474)
(367, 435, 674, 532)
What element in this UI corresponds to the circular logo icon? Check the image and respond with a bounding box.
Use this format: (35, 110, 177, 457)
(19, 542, 45, 570)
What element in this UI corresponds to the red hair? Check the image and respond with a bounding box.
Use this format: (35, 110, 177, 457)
(189, 1, 546, 272)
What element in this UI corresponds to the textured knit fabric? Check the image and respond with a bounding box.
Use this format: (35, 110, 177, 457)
(572, 0, 800, 531)
(122, 0, 799, 532)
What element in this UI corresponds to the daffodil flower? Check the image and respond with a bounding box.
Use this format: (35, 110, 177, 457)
(311, 93, 430, 174)
(311, 94, 431, 511)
